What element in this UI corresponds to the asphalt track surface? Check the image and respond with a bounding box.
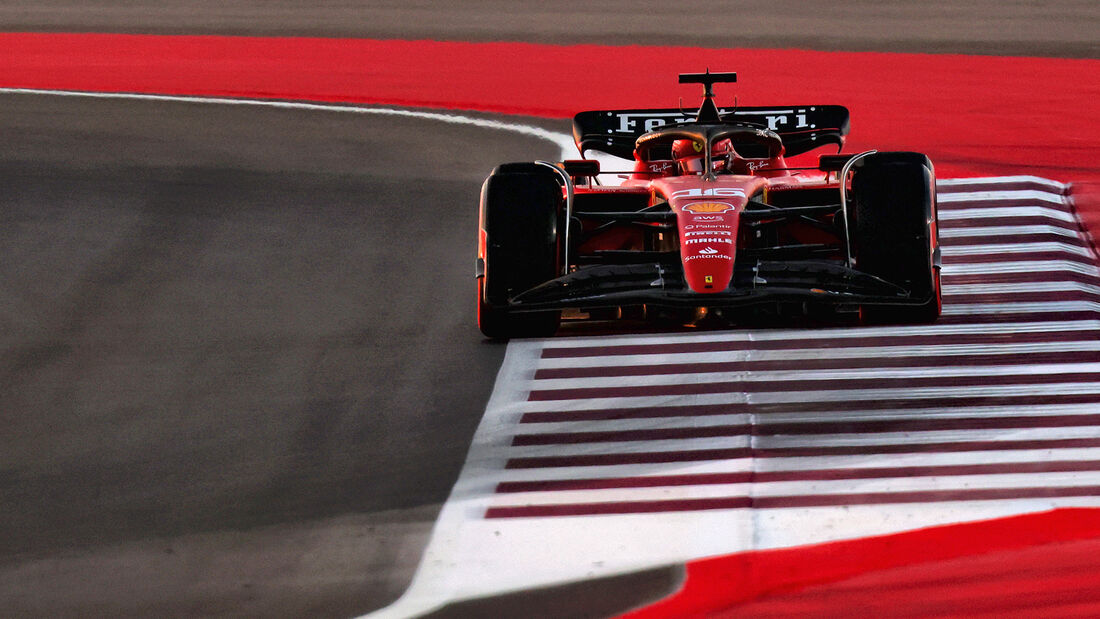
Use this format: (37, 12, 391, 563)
(0, 96, 565, 617)
(0, 3, 1096, 618)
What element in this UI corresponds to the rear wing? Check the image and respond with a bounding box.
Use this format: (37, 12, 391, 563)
(572, 105, 850, 159)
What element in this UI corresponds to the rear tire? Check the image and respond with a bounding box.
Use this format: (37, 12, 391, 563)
(850, 152, 941, 324)
(478, 163, 563, 338)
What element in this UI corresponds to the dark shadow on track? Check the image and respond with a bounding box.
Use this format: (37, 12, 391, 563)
(422, 565, 685, 619)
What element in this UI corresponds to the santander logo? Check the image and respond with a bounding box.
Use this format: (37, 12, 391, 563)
(699, 247, 719, 254)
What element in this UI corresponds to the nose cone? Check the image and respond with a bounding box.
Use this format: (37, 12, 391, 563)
(677, 202, 740, 293)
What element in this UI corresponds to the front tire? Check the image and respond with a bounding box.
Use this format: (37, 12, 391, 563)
(850, 152, 941, 324)
(477, 278, 561, 339)
(477, 163, 563, 338)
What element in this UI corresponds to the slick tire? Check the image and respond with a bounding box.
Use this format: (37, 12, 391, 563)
(478, 163, 563, 339)
(850, 152, 942, 324)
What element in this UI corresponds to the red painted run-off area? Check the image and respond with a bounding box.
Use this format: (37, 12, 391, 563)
(4, 32, 1100, 615)
(1, 33, 1098, 183)
(625, 509, 1100, 618)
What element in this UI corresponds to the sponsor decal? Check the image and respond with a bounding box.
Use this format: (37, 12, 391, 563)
(682, 201, 735, 214)
(598, 186, 654, 193)
(684, 224, 731, 231)
(614, 112, 695, 133)
(699, 247, 719, 254)
(685, 230, 731, 236)
(671, 188, 746, 199)
(685, 254, 730, 261)
(693, 215, 723, 221)
(611, 109, 816, 134)
(685, 238, 733, 244)
(764, 111, 812, 131)
(648, 161, 674, 173)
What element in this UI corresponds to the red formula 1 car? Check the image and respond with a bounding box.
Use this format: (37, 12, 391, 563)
(477, 71, 940, 338)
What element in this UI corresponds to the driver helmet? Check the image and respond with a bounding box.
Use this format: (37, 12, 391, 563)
(672, 138, 734, 174)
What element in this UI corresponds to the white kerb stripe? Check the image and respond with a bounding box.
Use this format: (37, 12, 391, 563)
(0, 88, 580, 160)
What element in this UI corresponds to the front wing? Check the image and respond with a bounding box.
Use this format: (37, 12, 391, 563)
(504, 260, 935, 312)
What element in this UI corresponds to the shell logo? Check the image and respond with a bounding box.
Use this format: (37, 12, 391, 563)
(682, 202, 734, 214)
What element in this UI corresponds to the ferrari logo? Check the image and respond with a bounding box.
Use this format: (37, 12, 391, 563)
(692, 141, 703, 153)
(705, 276, 713, 283)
